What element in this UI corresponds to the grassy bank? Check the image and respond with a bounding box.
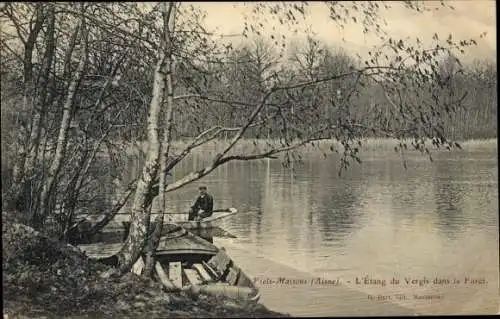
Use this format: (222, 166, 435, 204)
(2, 212, 287, 318)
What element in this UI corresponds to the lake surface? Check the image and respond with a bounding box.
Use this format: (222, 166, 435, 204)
(115, 142, 499, 316)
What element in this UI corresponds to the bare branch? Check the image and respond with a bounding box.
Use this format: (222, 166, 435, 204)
(76, 185, 135, 237)
(173, 94, 279, 108)
(160, 121, 265, 175)
(163, 127, 331, 193)
(57, 8, 159, 50)
(2, 4, 29, 45)
(158, 66, 398, 193)
(0, 38, 24, 62)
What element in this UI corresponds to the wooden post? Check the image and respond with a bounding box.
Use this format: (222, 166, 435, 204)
(131, 256, 145, 275)
(155, 262, 178, 291)
(169, 261, 183, 288)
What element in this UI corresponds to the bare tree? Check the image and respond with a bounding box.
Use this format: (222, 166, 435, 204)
(1, 1, 487, 277)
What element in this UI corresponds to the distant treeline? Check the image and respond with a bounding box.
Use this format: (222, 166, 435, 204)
(184, 50, 497, 141)
(106, 40, 500, 141)
(2, 39, 496, 158)
(121, 39, 498, 141)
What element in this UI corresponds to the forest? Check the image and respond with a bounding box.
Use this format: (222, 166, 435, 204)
(1, 2, 497, 274)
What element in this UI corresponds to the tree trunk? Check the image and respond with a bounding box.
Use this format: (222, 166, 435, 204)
(143, 214, 164, 277)
(4, 4, 46, 212)
(25, 3, 56, 175)
(32, 18, 88, 228)
(144, 2, 177, 275)
(116, 52, 167, 274)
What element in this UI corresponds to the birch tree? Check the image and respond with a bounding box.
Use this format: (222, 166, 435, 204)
(85, 2, 484, 272)
(1, 2, 487, 276)
(1, 3, 156, 231)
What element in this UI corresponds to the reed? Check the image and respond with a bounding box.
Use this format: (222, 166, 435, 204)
(122, 137, 497, 159)
(458, 138, 498, 149)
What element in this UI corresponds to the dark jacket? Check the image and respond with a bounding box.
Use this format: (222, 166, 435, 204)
(192, 193, 214, 215)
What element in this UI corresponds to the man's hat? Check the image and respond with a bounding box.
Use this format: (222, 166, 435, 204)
(199, 186, 207, 190)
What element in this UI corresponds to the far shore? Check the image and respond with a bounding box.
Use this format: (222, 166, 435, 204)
(123, 137, 498, 157)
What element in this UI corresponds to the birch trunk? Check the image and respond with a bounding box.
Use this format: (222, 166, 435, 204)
(116, 2, 178, 274)
(116, 51, 167, 274)
(32, 19, 88, 228)
(143, 2, 177, 276)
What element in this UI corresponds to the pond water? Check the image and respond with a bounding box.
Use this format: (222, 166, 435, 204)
(112, 142, 498, 316)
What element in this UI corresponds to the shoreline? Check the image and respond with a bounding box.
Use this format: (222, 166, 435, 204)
(122, 137, 498, 157)
(2, 213, 289, 318)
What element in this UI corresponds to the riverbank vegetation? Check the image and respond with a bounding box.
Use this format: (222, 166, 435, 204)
(125, 137, 497, 160)
(0, 2, 496, 317)
(2, 212, 286, 318)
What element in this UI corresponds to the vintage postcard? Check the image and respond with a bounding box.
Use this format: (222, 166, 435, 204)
(2, 1, 497, 317)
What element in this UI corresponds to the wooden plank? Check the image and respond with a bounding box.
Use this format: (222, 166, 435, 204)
(193, 263, 213, 282)
(226, 266, 240, 286)
(175, 209, 238, 229)
(200, 210, 237, 223)
(131, 256, 145, 276)
(207, 249, 232, 275)
(236, 270, 253, 287)
(172, 208, 234, 216)
(155, 262, 178, 290)
(169, 261, 183, 288)
(202, 260, 220, 279)
(183, 268, 203, 286)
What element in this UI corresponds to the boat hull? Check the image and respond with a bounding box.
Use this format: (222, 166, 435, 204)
(156, 247, 260, 302)
(174, 208, 238, 230)
(78, 224, 218, 259)
(70, 208, 237, 240)
(76, 224, 259, 303)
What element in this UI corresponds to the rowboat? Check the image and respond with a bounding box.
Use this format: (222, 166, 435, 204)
(77, 223, 260, 302)
(154, 229, 260, 302)
(76, 223, 218, 259)
(170, 247, 261, 302)
(174, 207, 238, 230)
(115, 208, 238, 239)
(70, 208, 238, 240)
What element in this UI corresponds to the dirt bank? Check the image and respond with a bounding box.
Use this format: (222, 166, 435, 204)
(2, 212, 288, 318)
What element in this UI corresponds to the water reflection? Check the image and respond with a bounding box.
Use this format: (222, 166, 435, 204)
(433, 179, 466, 238)
(190, 227, 237, 244)
(104, 145, 498, 315)
(315, 185, 364, 242)
(77, 222, 237, 246)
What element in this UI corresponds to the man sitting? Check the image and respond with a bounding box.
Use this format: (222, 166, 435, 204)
(188, 186, 214, 221)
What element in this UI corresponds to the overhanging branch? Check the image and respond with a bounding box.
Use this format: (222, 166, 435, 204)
(161, 121, 265, 175)
(154, 66, 407, 195)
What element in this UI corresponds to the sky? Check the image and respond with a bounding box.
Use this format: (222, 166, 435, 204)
(195, 1, 496, 64)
